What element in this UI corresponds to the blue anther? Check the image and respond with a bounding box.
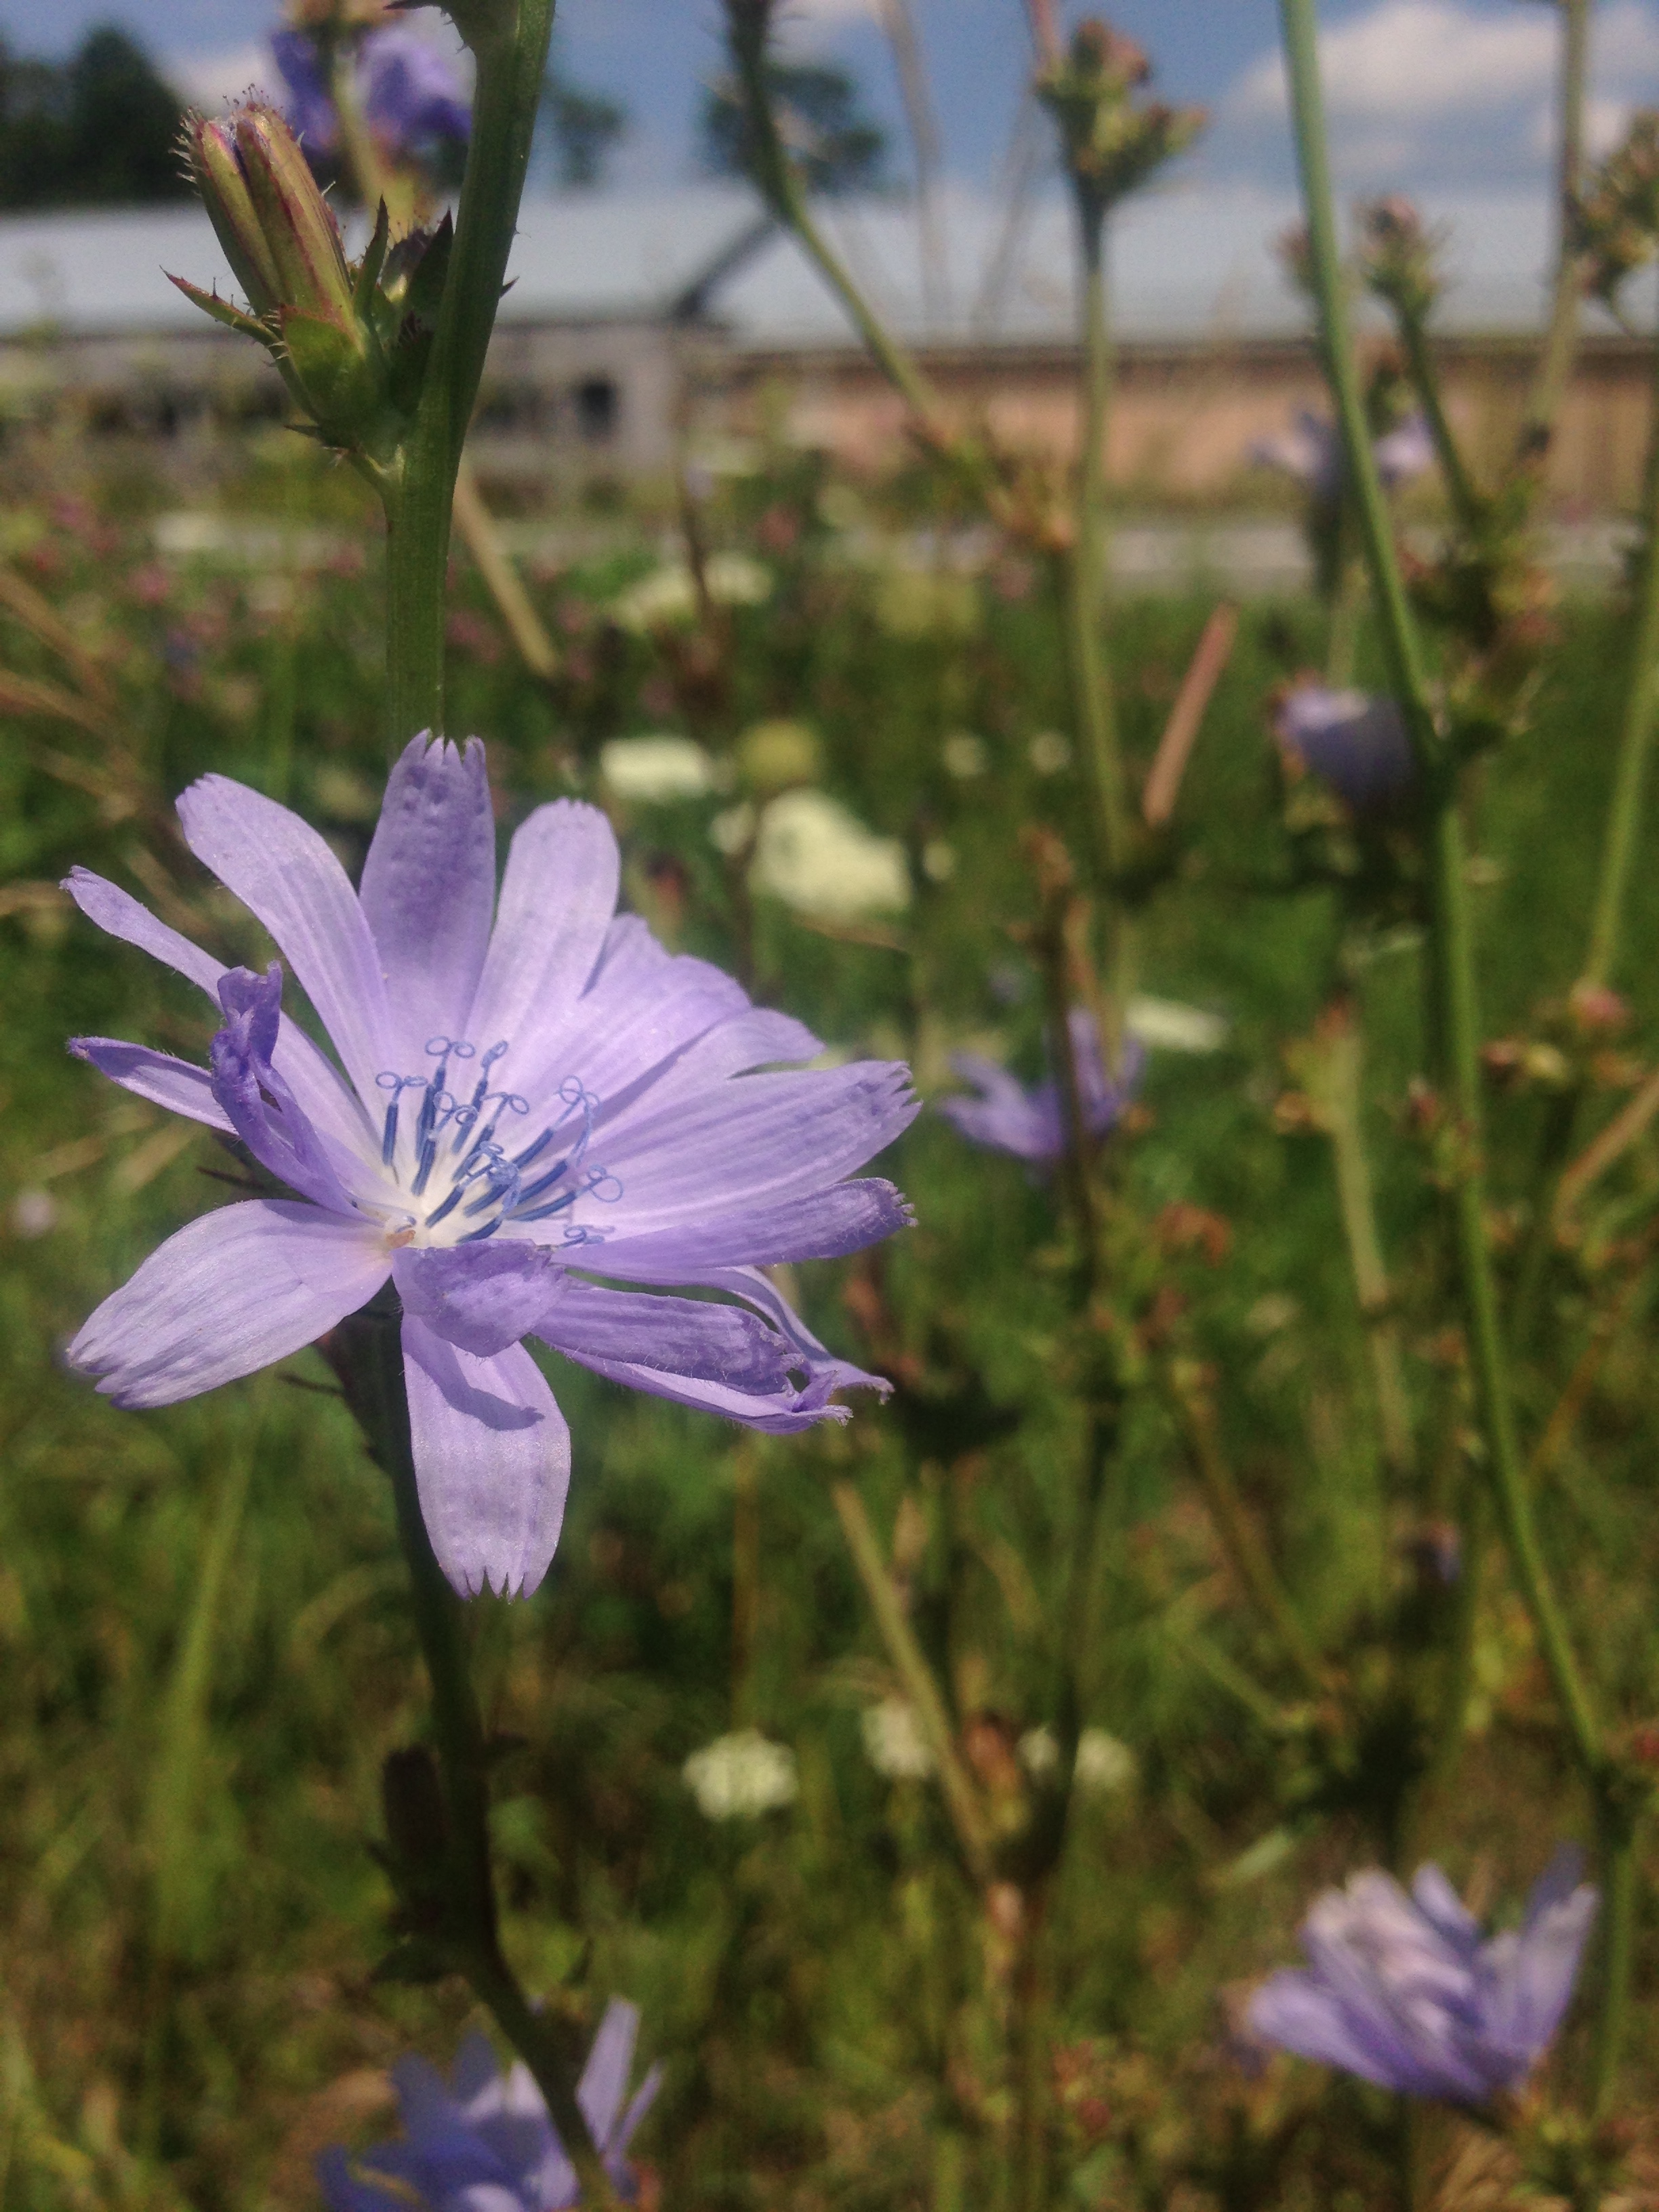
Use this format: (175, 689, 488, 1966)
(514, 1127, 554, 1170)
(458, 1216, 504, 1243)
(423, 1182, 466, 1229)
(514, 1159, 572, 1209)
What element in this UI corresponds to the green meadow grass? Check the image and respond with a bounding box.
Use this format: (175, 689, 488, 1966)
(2, 455, 1658, 2208)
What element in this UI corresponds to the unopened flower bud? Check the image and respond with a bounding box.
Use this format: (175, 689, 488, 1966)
(1036, 16, 1204, 216)
(1359, 195, 1443, 324)
(170, 101, 451, 464)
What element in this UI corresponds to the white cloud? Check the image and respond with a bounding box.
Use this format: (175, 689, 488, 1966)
(1221, 0, 1659, 188)
(165, 43, 279, 112)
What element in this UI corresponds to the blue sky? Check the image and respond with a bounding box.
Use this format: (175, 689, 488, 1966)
(7, 0, 1659, 202)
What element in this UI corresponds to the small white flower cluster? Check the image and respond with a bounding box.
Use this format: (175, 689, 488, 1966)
(682, 1729, 799, 1821)
(611, 554, 773, 633)
(743, 790, 912, 922)
(861, 1696, 935, 1780)
(599, 735, 720, 804)
(1018, 1725, 1136, 1795)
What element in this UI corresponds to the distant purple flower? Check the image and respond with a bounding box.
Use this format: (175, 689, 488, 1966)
(272, 25, 470, 167)
(1249, 1850, 1597, 2105)
(940, 1009, 1142, 1166)
(1275, 681, 1416, 815)
(1251, 409, 1434, 505)
(318, 1999, 659, 2211)
(64, 737, 915, 1598)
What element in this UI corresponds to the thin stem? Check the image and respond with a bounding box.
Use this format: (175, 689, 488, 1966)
(340, 1310, 620, 2209)
(1065, 211, 1128, 888)
(1396, 314, 1483, 535)
(452, 455, 561, 681)
(1591, 1806, 1639, 2116)
(1168, 1362, 1327, 1700)
(1581, 333, 1659, 990)
(1279, 0, 1607, 1786)
(830, 1478, 996, 1887)
(1518, 0, 1593, 465)
(384, 0, 556, 752)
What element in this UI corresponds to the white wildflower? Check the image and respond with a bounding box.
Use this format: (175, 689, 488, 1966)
(682, 1729, 799, 1820)
(599, 735, 718, 803)
(1125, 995, 1229, 1054)
(862, 1698, 935, 1780)
(750, 790, 912, 920)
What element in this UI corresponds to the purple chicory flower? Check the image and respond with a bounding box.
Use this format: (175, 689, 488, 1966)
(1250, 409, 1434, 504)
(318, 1998, 659, 2211)
(1274, 681, 1416, 815)
(1248, 1849, 1598, 2105)
(939, 1008, 1142, 1166)
(64, 736, 916, 1598)
(273, 25, 470, 166)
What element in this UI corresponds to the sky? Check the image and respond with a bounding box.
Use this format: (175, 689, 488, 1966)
(5, 0, 1658, 204)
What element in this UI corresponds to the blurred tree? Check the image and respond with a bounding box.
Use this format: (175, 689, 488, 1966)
(700, 59, 888, 196)
(539, 47, 627, 190)
(0, 25, 190, 209)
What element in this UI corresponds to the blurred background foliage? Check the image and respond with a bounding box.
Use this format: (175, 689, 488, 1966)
(2, 403, 1658, 2207)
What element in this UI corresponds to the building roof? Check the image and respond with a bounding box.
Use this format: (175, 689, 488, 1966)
(0, 180, 1629, 351)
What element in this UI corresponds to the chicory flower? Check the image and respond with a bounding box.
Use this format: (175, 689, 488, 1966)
(274, 25, 471, 167)
(318, 1999, 658, 2211)
(940, 1008, 1141, 1166)
(1248, 1850, 1597, 2104)
(64, 737, 915, 1597)
(1275, 681, 1416, 815)
(1251, 409, 1434, 506)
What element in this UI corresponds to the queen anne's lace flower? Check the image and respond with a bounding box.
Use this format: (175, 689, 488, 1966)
(1248, 1850, 1597, 2104)
(64, 736, 915, 1598)
(319, 1999, 658, 2212)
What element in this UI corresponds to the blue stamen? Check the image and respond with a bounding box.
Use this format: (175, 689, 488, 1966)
(423, 1182, 467, 1229)
(458, 1216, 504, 1242)
(514, 1159, 573, 1208)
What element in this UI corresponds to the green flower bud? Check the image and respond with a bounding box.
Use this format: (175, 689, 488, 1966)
(169, 102, 453, 467)
(1036, 17, 1205, 219)
(1358, 196, 1443, 325)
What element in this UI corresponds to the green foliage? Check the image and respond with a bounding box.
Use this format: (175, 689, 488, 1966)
(1, 450, 1658, 2206)
(700, 59, 888, 198)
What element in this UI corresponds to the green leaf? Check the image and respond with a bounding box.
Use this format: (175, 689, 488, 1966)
(165, 273, 270, 346)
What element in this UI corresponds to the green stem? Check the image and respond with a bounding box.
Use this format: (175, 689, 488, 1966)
(383, 0, 556, 752)
(1066, 209, 1128, 891)
(1279, 0, 1609, 1793)
(830, 1479, 996, 1888)
(1397, 314, 1483, 536)
(1591, 1801, 1639, 2117)
(1581, 335, 1659, 991)
(340, 1309, 621, 2209)
(1518, 0, 1593, 466)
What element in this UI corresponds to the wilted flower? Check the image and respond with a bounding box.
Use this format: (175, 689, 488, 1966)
(318, 2000, 658, 2211)
(862, 1696, 935, 1779)
(273, 24, 471, 171)
(1248, 1850, 1597, 2104)
(64, 737, 915, 1599)
(598, 735, 718, 804)
(1274, 680, 1416, 815)
(683, 1727, 798, 1818)
(749, 790, 912, 921)
(941, 1009, 1143, 1166)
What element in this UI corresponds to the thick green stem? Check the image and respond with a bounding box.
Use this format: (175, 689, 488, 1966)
(1519, 0, 1593, 464)
(382, 0, 556, 752)
(1581, 337, 1659, 990)
(1279, 0, 1611, 1828)
(342, 1310, 621, 2209)
(1591, 1803, 1639, 2116)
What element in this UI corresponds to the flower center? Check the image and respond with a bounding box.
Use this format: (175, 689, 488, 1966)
(373, 1034, 621, 1248)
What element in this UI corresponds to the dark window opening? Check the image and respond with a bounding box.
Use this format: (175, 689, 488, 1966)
(573, 375, 618, 444)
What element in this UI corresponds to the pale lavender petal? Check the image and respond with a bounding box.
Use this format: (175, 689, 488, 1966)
(359, 734, 496, 1066)
(63, 865, 223, 995)
(70, 1038, 234, 1132)
(577, 1997, 638, 2146)
(176, 773, 396, 1110)
(616, 1006, 823, 1106)
(691, 1263, 888, 1397)
(315, 2148, 407, 2212)
(613, 2063, 663, 2156)
(391, 2053, 465, 2142)
(69, 1201, 389, 1408)
(1483, 1872, 1597, 2065)
(1410, 1864, 1481, 1958)
(447, 2032, 504, 2106)
(210, 966, 361, 1213)
(394, 1242, 559, 1357)
(1248, 1970, 1406, 2090)
(401, 1319, 570, 1598)
(464, 800, 619, 1056)
(556, 1349, 850, 1433)
(588, 1180, 913, 1273)
(64, 869, 375, 1162)
(535, 1279, 794, 1394)
(599, 1063, 916, 1235)
(939, 1054, 1060, 1162)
